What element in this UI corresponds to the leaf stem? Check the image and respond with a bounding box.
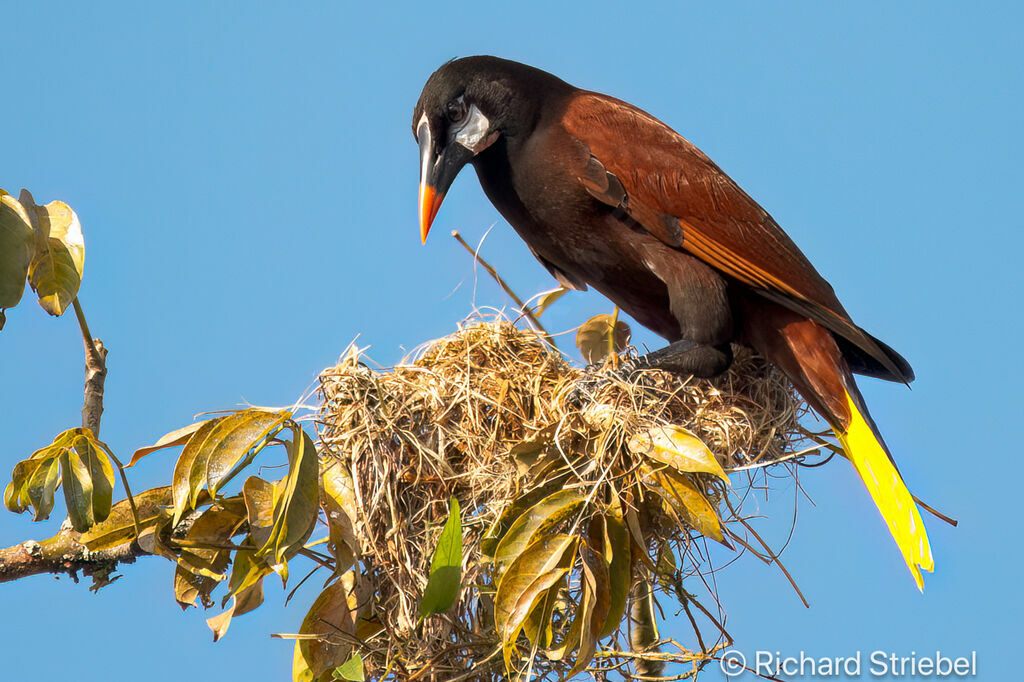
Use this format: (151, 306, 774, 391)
(72, 297, 101, 364)
(101, 445, 142, 539)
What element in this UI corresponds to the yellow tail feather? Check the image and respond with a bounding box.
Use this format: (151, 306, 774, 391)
(835, 391, 934, 591)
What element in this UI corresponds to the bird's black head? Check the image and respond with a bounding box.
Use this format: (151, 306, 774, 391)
(412, 56, 570, 242)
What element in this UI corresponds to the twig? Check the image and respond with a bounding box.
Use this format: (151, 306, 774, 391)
(451, 230, 552, 340)
(725, 499, 809, 609)
(913, 495, 958, 527)
(73, 298, 108, 437)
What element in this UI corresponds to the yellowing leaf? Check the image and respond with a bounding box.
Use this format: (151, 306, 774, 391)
(80, 486, 175, 550)
(171, 418, 224, 525)
(6, 428, 116, 526)
(419, 497, 463, 619)
(295, 576, 357, 680)
(493, 488, 584, 569)
(74, 433, 115, 524)
(320, 460, 360, 573)
(226, 550, 272, 600)
(575, 313, 631, 364)
(568, 543, 610, 677)
(647, 466, 724, 542)
(243, 475, 278, 548)
(0, 194, 34, 310)
(481, 475, 568, 558)
(6, 451, 57, 514)
(629, 425, 729, 483)
(598, 510, 631, 638)
(522, 576, 563, 649)
(172, 409, 290, 526)
(21, 190, 84, 317)
(264, 428, 319, 572)
(176, 499, 248, 593)
(495, 534, 577, 671)
(128, 420, 209, 467)
(204, 409, 291, 497)
(137, 517, 178, 561)
(207, 579, 264, 642)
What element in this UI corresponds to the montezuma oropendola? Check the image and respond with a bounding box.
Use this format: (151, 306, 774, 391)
(413, 56, 932, 589)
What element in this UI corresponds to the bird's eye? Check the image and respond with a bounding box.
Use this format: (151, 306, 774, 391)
(446, 98, 467, 123)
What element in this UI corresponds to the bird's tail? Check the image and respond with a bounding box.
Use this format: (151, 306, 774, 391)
(741, 301, 934, 589)
(834, 383, 933, 591)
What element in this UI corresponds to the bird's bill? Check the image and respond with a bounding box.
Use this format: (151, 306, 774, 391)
(418, 121, 474, 243)
(419, 183, 443, 244)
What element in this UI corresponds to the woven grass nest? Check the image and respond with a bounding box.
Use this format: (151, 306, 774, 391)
(316, 317, 815, 681)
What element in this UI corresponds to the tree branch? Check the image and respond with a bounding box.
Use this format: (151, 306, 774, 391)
(0, 526, 147, 588)
(74, 298, 107, 437)
(0, 296, 121, 587)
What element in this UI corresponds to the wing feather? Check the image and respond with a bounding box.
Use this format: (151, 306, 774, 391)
(563, 92, 910, 382)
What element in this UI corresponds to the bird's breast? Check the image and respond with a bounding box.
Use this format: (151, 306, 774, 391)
(471, 139, 682, 339)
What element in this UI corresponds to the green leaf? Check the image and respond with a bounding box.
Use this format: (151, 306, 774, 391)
(74, 433, 115, 524)
(599, 510, 631, 638)
(493, 488, 584, 569)
(628, 425, 729, 483)
(575, 313, 631, 364)
(333, 654, 365, 681)
(26, 456, 61, 521)
(60, 445, 94, 531)
(21, 190, 84, 317)
(0, 194, 34, 311)
(419, 497, 463, 619)
(264, 428, 319, 573)
(532, 286, 569, 317)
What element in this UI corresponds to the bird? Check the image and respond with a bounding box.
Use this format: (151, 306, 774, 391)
(412, 55, 933, 589)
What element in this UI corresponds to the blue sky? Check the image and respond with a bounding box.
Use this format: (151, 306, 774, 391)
(1, 2, 1020, 679)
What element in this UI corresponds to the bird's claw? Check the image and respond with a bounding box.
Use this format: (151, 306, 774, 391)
(567, 356, 649, 406)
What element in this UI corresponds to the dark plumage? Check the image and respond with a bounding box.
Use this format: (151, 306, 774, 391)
(413, 56, 933, 588)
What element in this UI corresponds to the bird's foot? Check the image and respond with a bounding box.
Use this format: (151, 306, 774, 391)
(566, 356, 649, 407)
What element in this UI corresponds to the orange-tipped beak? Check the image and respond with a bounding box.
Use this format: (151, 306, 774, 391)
(417, 116, 470, 244)
(419, 182, 444, 244)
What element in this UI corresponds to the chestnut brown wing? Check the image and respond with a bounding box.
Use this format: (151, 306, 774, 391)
(563, 92, 911, 382)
